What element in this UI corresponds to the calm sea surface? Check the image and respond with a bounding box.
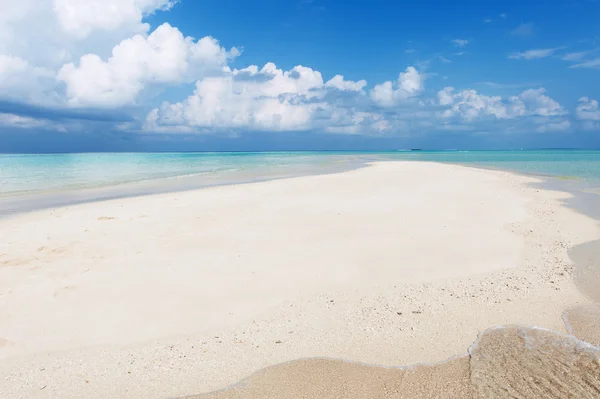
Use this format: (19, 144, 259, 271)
(1, 150, 599, 214)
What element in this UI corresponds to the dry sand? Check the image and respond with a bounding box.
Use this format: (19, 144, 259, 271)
(0, 161, 599, 398)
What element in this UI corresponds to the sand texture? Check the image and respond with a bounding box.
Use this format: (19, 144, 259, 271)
(188, 326, 600, 399)
(0, 162, 598, 398)
(571, 239, 600, 303)
(188, 357, 475, 399)
(563, 304, 600, 347)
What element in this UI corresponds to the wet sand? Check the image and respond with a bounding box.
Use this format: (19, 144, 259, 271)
(563, 304, 600, 347)
(187, 326, 600, 399)
(188, 356, 475, 399)
(0, 162, 599, 398)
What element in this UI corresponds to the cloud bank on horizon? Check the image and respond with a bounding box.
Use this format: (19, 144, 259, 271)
(0, 0, 599, 149)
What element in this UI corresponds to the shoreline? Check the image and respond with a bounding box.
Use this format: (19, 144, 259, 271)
(0, 157, 370, 217)
(3, 153, 599, 219)
(186, 325, 600, 399)
(0, 161, 599, 398)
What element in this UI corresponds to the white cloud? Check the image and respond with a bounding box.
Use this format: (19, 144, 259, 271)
(576, 97, 600, 121)
(508, 48, 560, 60)
(0, 54, 56, 101)
(437, 87, 564, 121)
(58, 23, 239, 107)
(1, 0, 177, 62)
(437, 88, 512, 120)
(0, 113, 47, 128)
(52, 0, 177, 38)
(561, 51, 589, 61)
(370, 66, 423, 107)
(325, 75, 367, 91)
(517, 88, 565, 116)
(0, 112, 68, 131)
(570, 58, 600, 69)
(0, 1, 586, 138)
(0, 0, 185, 107)
(145, 62, 568, 136)
(145, 62, 373, 132)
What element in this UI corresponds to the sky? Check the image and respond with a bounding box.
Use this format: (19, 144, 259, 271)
(1, 0, 599, 152)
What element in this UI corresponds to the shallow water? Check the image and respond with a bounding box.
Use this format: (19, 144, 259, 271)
(185, 326, 600, 399)
(2, 150, 600, 196)
(2, 150, 600, 216)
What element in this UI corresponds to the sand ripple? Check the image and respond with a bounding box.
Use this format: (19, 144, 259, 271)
(470, 326, 600, 398)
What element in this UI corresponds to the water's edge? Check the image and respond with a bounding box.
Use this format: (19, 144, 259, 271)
(0, 157, 370, 217)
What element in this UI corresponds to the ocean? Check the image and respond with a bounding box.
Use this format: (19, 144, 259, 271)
(1, 150, 599, 214)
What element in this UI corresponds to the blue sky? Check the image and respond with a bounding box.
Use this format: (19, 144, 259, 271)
(1, 0, 599, 152)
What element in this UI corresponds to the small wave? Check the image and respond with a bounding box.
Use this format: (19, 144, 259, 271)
(184, 325, 600, 399)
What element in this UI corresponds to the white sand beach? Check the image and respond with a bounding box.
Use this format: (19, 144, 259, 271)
(0, 162, 598, 398)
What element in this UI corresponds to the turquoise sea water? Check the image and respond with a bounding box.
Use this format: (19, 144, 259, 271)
(1, 150, 599, 214)
(2, 150, 600, 195)
(0, 152, 355, 196)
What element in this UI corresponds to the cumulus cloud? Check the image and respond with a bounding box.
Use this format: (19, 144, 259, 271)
(0, 55, 56, 101)
(325, 75, 367, 91)
(145, 60, 570, 136)
(58, 23, 239, 107)
(517, 88, 565, 116)
(145, 62, 374, 132)
(0, 0, 184, 107)
(508, 48, 561, 60)
(437, 87, 564, 121)
(0, 1, 587, 138)
(576, 97, 600, 121)
(1, 0, 177, 62)
(52, 0, 177, 38)
(370, 67, 423, 107)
